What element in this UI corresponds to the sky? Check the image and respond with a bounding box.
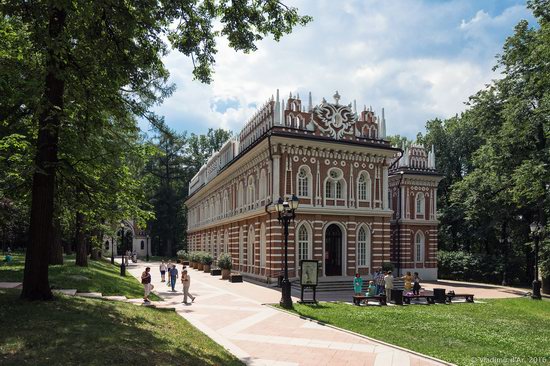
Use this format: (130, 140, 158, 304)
(148, 0, 535, 139)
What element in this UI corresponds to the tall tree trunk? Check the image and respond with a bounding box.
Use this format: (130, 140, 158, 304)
(21, 6, 67, 301)
(49, 218, 64, 265)
(75, 212, 88, 267)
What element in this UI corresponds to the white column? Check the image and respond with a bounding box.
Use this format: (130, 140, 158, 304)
(382, 166, 389, 209)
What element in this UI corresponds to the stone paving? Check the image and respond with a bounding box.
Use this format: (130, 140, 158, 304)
(127, 262, 449, 366)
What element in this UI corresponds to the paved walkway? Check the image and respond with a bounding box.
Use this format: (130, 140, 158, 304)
(127, 262, 447, 366)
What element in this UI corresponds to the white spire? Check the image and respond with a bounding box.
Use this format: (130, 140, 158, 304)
(431, 144, 436, 168)
(308, 91, 313, 111)
(380, 107, 386, 139)
(297, 92, 300, 100)
(353, 99, 357, 114)
(274, 89, 281, 125)
(281, 99, 285, 124)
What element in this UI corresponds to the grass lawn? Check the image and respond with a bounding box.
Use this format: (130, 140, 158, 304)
(0, 288, 243, 366)
(284, 299, 550, 366)
(0, 252, 160, 300)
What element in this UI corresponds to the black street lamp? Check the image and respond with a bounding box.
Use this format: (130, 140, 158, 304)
(275, 194, 299, 309)
(396, 171, 404, 276)
(146, 234, 150, 262)
(120, 223, 126, 276)
(530, 222, 543, 300)
(111, 235, 115, 264)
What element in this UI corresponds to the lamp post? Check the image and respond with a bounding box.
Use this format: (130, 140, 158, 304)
(111, 235, 115, 264)
(120, 223, 126, 276)
(396, 171, 404, 276)
(530, 222, 542, 300)
(275, 194, 299, 309)
(146, 234, 150, 262)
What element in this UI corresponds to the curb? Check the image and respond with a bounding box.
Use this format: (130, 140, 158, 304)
(266, 303, 456, 366)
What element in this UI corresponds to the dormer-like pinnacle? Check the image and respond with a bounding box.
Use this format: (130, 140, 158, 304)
(333, 91, 341, 105)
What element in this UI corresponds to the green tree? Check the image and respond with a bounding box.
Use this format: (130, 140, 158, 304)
(1, 0, 310, 300)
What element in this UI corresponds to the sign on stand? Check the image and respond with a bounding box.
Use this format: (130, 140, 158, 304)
(299, 260, 319, 304)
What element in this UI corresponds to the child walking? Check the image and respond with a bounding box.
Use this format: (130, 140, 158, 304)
(413, 272, 422, 295)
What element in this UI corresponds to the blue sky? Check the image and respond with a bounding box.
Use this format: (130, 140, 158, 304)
(148, 0, 535, 139)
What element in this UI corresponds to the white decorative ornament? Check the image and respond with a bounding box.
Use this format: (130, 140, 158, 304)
(293, 156, 299, 162)
(302, 157, 307, 162)
(369, 163, 374, 169)
(340, 161, 346, 167)
(325, 159, 331, 165)
(310, 158, 316, 164)
(313, 91, 358, 140)
(354, 162, 359, 168)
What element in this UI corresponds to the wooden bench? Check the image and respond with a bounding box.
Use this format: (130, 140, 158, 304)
(403, 293, 435, 305)
(446, 293, 474, 303)
(352, 295, 387, 306)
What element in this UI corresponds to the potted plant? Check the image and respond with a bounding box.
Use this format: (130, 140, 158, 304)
(197, 252, 204, 270)
(191, 252, 199, 269)
(202, 253, 213, 273)
(218, 253, 232, 280)
(177, 250, 189, 265)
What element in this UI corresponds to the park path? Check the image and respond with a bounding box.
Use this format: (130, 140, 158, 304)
(126, 261, 448, 366)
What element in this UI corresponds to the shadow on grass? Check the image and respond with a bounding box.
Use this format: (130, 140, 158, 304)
(0, 289, 242, 366)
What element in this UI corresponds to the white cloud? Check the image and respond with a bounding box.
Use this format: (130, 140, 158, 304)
(152, 0, 533, 139)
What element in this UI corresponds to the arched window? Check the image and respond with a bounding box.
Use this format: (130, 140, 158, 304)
(239, 227, 245, 265)
(223, 190, 228, 216)
(286, 115, 292, 126)
(325, 168, 346, 201)
(140, 241, 145, 250)
(297, 224, 310, 263)
(415, 231, 425, 262)
(297, 166, 311, 198)
(325, 180, 333, 198)
(247, 225, 255, 268)
(259, 169, 267, 199)
(335, 181, 343, 199)
(416, 192, 425, 217)
(357, 226, 370, 267)
(238, 182, 244, 208)
(104, 240, 110, 250)
(224, 229, 229, 253)
(247, 175, 255, 207)
(260, 223, 266, 267)
(357, 171, 371, 201)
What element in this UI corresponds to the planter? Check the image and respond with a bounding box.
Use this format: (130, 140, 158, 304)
(229, 273, 243, 283)
(182, 260, 190, 266)
(542, 275, 550, 295)
(193, 262, 198, 269)
(198, 263, 204, 271)
(211, 269, 222, 276)
(221, 269, 231, 280)
(203, 264, 211, 273)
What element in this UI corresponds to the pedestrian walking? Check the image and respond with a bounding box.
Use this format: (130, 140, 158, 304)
(159, 261, 167, 282)
(374, 268, 385, 295)
(166, 260, 173, 286)
(141, 267, 153, 303)
(181, 270, 196, 304)
(413, 272, 422, 295)
(384, 271, 394, 301)
(169, 264, 178, 292)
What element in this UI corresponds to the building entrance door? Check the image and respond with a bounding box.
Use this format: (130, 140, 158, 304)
(325, 224, 342, 276)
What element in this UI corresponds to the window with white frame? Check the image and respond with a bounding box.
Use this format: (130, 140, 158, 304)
(415, 231, 425, 262)
(297, 166, 311, 197)
(239, 227, 244, 264)
(416, 192, 425, 217)
(259, 169, 267, 199)
(297, 224, 310, 262)
(260, 223, 266, 267)
(357, 226, 370, 267)
(224, 229, 229, 253)
(247, 225, 255, 267)
(325, 168, 345, 200)
(357, 171, 371, 201)
(238, 182, 244, 208)
(247, 176, 255, 207)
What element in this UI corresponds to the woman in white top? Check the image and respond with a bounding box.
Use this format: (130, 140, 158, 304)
(159, 261, 167, 282)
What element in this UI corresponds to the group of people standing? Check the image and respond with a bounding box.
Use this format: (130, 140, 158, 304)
(140, 260, 196, 304)
(354, 269, 422, 299)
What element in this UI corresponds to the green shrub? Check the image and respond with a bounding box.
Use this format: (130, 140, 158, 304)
(176, 250, 188, 260)
(382, 262, 394, 272)
(202, 252, 213, 265)
(217, 253, 232, 270)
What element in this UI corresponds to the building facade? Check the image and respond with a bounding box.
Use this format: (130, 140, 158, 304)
(186, 91, 441, 281)
(102, 220, 152, 258)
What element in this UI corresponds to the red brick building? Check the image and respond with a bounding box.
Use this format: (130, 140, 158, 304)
(186, 91, 441, 281)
